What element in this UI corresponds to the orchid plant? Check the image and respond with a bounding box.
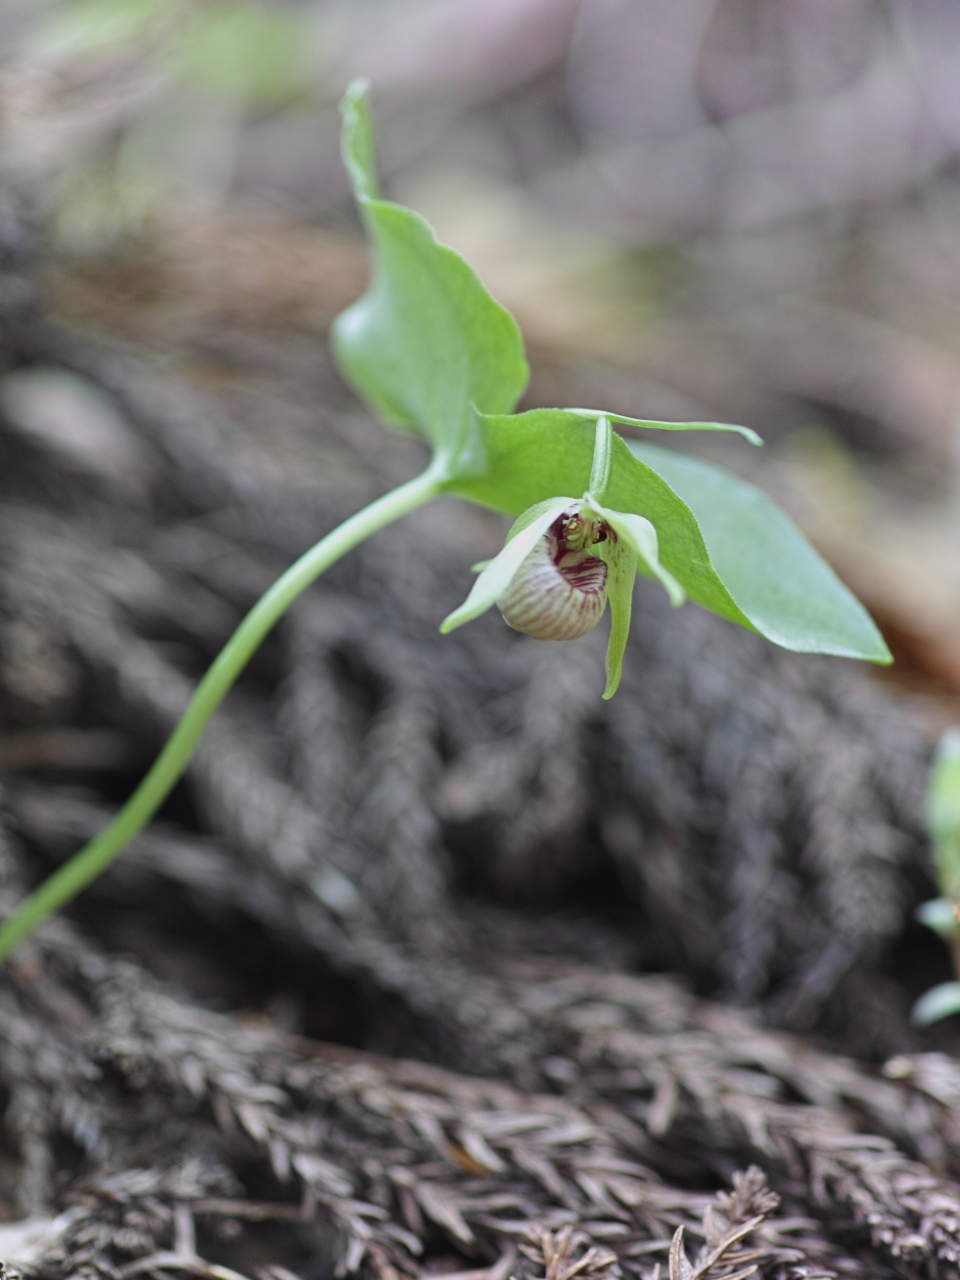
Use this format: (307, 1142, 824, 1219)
(0, 81, 890, 963)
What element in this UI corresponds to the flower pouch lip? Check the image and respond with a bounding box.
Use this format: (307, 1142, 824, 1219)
(496, 507, 610, 643)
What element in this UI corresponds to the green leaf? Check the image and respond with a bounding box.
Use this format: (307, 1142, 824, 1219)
(567, 408, 763, 447)
(913, 981, 960, 1025)
(332, 81, 529, 460)
(629, 442, 892, 663)
(929, 729, 960, 901)
(916, 897, 959, 941)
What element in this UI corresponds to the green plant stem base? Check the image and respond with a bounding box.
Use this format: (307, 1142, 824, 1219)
(0, 465, 442, 963)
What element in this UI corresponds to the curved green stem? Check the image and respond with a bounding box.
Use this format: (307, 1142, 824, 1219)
(0, 465, 443, 963)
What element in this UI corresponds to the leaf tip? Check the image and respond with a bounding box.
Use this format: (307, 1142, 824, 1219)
(339, 77, 379, 202)
(867, 633, 894, 665)
(341, 75, 371, 108)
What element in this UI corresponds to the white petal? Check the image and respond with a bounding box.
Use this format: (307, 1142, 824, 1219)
(440, 500, 571, 633)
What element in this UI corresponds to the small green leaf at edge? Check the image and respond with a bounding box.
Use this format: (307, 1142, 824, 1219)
(567, 408, 763, 447)
(913, 981, 960, 1025)
(629, 441, 892, 663)
(331, 80, 529, 459)
(916, 897, 959, 940)
(929, 728, 960, 899)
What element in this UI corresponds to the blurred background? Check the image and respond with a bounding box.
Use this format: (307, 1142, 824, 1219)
(3, 0, 960, 708)
(7, 3, 960, 1254)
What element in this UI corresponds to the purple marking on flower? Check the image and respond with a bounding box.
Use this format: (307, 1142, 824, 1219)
(497, 511, 610, 641)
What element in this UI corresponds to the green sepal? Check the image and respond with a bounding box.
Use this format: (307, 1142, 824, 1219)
(596, 534, 636, 700)
(567, 407, 763, 447)
(593, 504, 685, 608)
(589, 498, 683, 698)
(588, 416, 614, 501)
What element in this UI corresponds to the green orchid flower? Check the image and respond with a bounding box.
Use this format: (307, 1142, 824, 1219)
(440, 419, 684, 699)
